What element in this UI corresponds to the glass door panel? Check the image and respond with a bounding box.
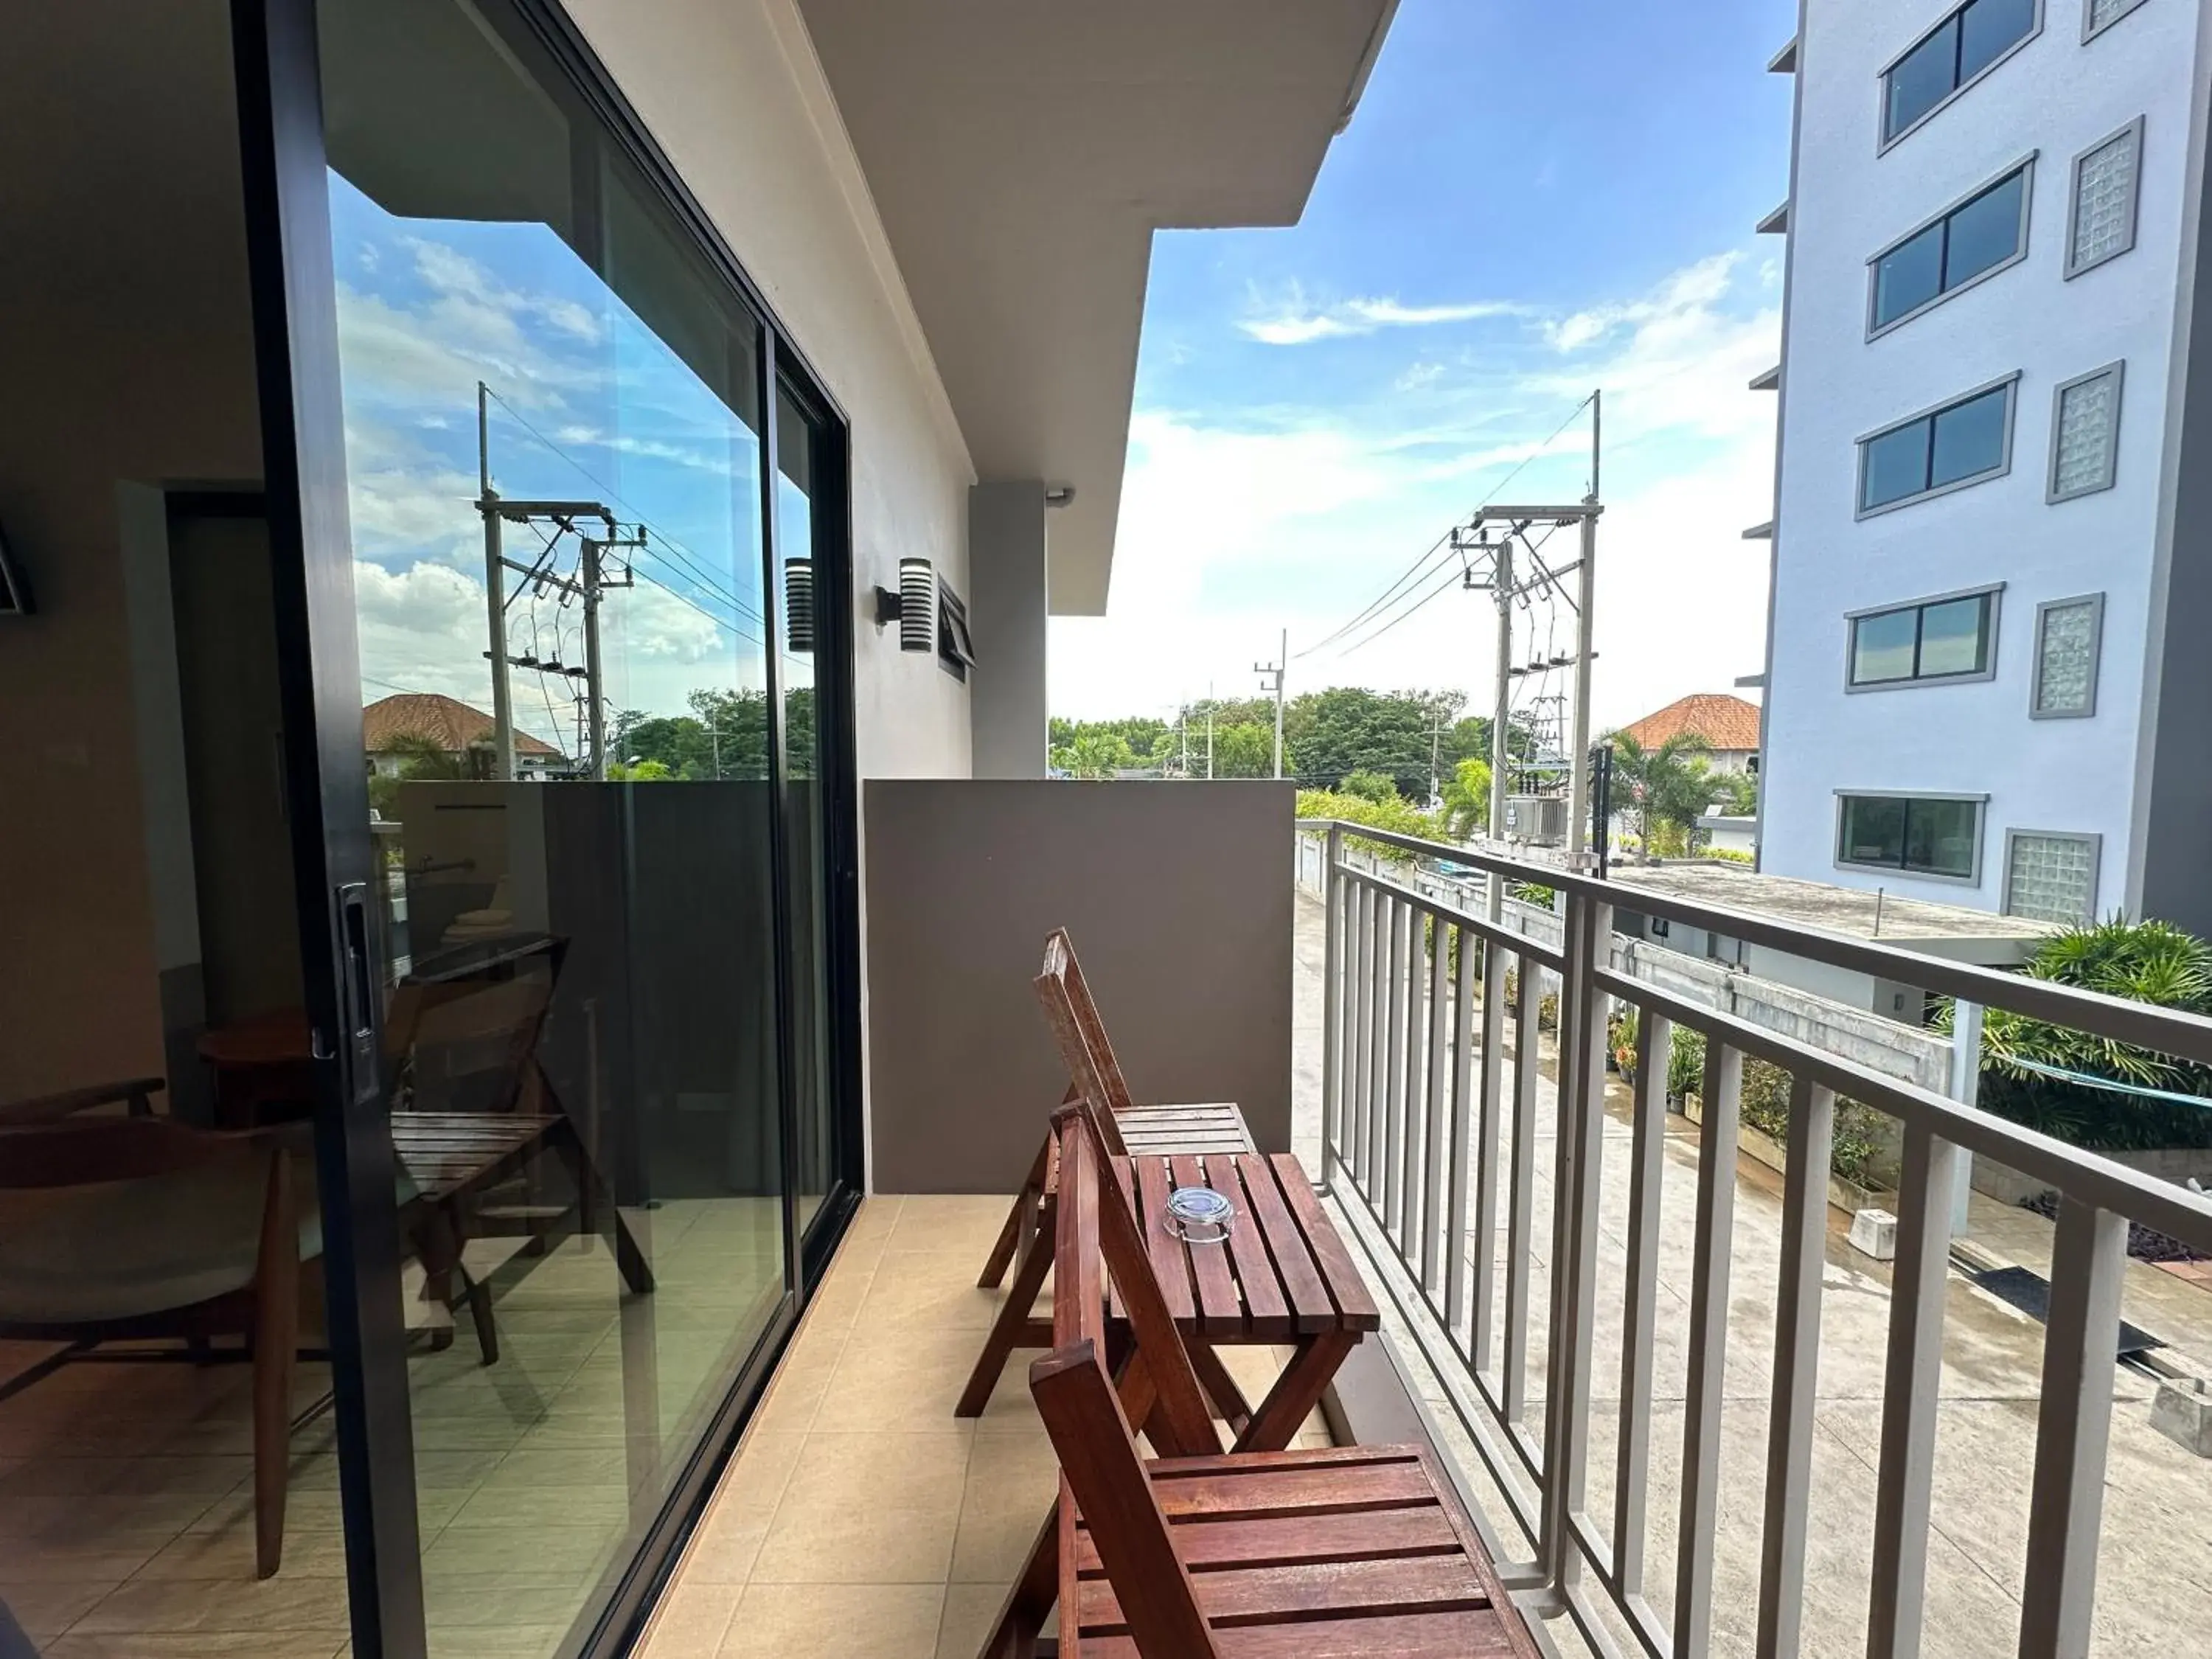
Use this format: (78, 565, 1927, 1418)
(314, 0, 792, 1649)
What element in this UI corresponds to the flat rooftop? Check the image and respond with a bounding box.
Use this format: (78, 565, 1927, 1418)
(1606, 861, 2053, 953)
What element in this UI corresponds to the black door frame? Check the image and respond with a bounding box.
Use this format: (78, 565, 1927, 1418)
(228, 0, 868, 1651)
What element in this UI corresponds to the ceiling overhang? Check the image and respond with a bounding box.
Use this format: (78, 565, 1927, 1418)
(796, 1, 1398, 614)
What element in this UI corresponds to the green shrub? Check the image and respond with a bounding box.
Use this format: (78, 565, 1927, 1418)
(1298, 787, 1441, 864)
(1666, 1026, 1889, 1186)
(1703, 846, 1753, 866)
(1962, 916, 2212, 1151)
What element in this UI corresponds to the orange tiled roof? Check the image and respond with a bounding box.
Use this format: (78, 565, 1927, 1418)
(1617, 692, 1761, 754)
(362, 692, 562, 758)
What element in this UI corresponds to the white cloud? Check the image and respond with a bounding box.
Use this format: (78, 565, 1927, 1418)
(1052, 249, 1780, 734)
(1239, 284, 1530, 345)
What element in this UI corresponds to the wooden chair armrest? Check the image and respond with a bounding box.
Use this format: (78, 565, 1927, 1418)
(0, 1077, 166, 1126)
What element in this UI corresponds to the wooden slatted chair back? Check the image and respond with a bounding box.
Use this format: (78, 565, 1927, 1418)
(1035, 942, 1133, 1159)
(1034, 1107, 1222, 1658)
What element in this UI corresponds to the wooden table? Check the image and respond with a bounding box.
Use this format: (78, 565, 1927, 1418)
(1109, 1150, 1378, 1452)
(198, 1009, 314, 1127)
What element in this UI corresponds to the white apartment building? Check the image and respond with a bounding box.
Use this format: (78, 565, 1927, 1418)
(1755, 0, 2212, 935)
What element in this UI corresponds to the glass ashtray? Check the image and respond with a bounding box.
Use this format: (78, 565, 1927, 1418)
(1165, 1185, 1235, 1245)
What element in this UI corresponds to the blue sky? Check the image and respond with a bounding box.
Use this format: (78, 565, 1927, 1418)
(1049, 0, 1801, 731)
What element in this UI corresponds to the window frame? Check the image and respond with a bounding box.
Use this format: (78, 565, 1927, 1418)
(2003, 827, 2103, 922)
(1845, 582, 2005, 692)
(1879, 0, 2045, 153)
(1855, 372, 2022, 518)
(2083, 0, 2149, 44)
(1866, 155, 2037, 339)
(2046, 361, 2126, 501)
(2029, 591, 2107, 719)
(2065, 116, 2145, 278)
(1833, 790, 1990, 885)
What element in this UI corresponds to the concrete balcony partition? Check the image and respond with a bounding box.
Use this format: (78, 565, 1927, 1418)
(863, 780, 1295, 1192)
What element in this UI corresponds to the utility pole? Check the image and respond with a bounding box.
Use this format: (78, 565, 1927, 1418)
(477, 382, 515, 781)
(1489, 536, 1514, 846)
(1206, 681, 1215, 780)
(582, 537, 608, 780)
(1427, 710, 1445, 806)
(1253, 630, 1287, 779)
(1565, 389, 1602, 866)
(1180, 707, 1189, 779)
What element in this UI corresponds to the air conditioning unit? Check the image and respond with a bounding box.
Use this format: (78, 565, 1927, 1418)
(1501, 794, 1568, 846)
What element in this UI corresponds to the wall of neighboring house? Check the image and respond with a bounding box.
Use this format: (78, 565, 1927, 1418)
(566, 0, 978, 784)
(0, 1, 265, 1102)
(1761, 0, 2202, 915)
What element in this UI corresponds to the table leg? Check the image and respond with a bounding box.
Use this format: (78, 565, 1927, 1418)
(1186, 1341, 1253, 1442)
(1234, 1331, 1358, 1452)
(548, 1124, 656, 1295)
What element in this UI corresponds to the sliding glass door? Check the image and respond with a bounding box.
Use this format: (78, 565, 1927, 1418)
(232, 0, 860, 1652)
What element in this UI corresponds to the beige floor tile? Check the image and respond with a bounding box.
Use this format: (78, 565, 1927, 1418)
(71, 1572, 352, 1635)
(428, 1522, 620, 1579)
(419, 1569, 597, 1630)
(134, 1522, 353, 1580)
(780, 1430, 973, 1512)
(935, 1581, 1011, 1659)
(748, 1498, 959, 1585)
(853, 1250, 1008, 1332)
(43, 1637, 348, 1659)
(636, 1579, 743, 1658)
(883, 1196, 1016, 1253)
(677, 1433, 806, 1586)
(445, 1481, 632, 1533)
(0, 1576, 115, 1637)
(717, 1582, 946, 1658)
(947, 1433, 1060, 1586)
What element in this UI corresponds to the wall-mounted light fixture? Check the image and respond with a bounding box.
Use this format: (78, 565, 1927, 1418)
(873, 557, 937, 653)
(1044, 484, 1077, 509)
(0, 521, 32, 616)
(784, 558, 815, 653)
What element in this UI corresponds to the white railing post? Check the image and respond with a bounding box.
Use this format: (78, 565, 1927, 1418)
(1613, 1004, 1672, 1599)
(2017, 1198, 2127, 1659)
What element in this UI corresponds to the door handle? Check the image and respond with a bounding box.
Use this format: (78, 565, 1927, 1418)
(335, 882, 380, 1105)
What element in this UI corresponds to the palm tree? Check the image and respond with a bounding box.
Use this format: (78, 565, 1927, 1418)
(1605, 731, 1712, 857)
(1439, 757, 1492, 840)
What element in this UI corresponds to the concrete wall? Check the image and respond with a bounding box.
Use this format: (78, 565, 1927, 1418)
(967, 481, 1048, 779)
(865, 781, 1295, 1192)
(567, 0, 977, 785)
(0, 2, 265, 1102)
(1764, 0, 2205, 914)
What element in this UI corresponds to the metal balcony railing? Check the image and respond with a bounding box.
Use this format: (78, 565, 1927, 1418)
(1296, 818, 2212, 1659)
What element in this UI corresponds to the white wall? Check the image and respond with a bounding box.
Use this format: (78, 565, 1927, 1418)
(566, 0, 978, 782)
(1764, 0, 2203, 912)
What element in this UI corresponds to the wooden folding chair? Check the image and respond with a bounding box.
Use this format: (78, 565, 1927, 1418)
(959, 930, 1256, 1421)
(973, 930, 1253, 1288)
(980, 1105, 1537, 1658)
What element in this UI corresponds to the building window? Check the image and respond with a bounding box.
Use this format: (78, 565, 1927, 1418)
(2005, 830, 2100, 922)
(1882, 0, 2042, 147)
(1858, 376, 2018, 515)
(2048, 363, 2124, 500)
(2031, 593, 2104, 717)
(1869, 161, 2034, 335)
(1837, 793, 1986, 881)
(2084, 0, 2149, 42)
(1848, 588, 2001, 689)
(937, 582, 976, 682)
(2067, 119, 2143, 276)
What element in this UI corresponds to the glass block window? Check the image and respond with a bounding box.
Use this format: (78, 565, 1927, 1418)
(2070, 121, 2142, 274)
(2086, 0, 2146, 40)
(2006, 832, 2098, 924)
(2050, 366, 2122, 500)
(2032, 595, 2103, 716)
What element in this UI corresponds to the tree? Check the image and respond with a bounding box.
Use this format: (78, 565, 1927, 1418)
(1439, 757, 1494, 839)
(1054, 730, 1136, 779)
(1718, 768, 1758, 818)
(1607, 731, 1713, 853)
(367, 731, 492, 815)
(1338, 768, 1398, 804)
(1281, 686, 1464, 796)
(1210, 723, 1280, 779)
(607, 758, 675, 782)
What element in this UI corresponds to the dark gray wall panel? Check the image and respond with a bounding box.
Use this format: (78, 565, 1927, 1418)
(864, 779, 1293, 1192)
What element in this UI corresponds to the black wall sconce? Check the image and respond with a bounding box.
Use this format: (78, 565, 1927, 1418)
(0, 521, 32, 616)
(784, 558, 815, 653)
(873, 557, 937, 653)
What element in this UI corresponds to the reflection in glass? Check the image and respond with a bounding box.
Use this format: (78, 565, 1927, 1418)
(320, 0, 792, 1648)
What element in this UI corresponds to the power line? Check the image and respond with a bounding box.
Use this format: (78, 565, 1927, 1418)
(481, 385, 768, 628)
(1291, 392, 1596, 664)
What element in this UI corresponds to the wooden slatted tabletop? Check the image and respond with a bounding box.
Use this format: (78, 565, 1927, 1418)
(1108, 1151, 1380, 1452)
(390, 1111, 557, 1201)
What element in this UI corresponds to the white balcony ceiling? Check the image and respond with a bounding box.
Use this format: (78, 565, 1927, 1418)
(795, 0, 1398, 614)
